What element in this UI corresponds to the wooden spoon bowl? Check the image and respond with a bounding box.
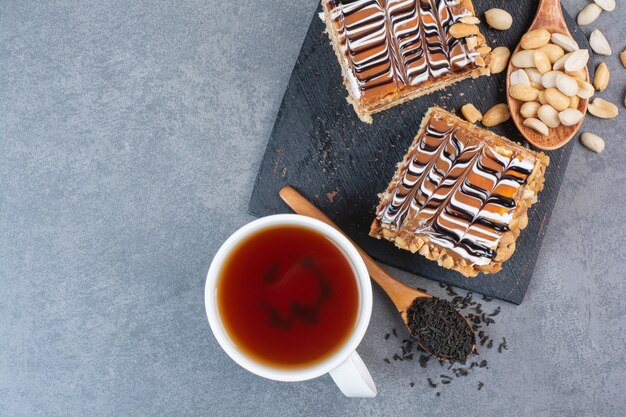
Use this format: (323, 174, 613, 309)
(506, 0, 589, 151)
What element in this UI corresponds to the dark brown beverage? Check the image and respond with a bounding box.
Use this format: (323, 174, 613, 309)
(217, 225, 359, 369)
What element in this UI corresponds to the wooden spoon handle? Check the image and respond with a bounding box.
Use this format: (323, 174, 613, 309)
(279, 186, 429, 310)
(533, 0, 568, 32)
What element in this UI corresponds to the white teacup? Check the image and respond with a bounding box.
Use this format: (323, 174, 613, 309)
(204, 214, 377, 397)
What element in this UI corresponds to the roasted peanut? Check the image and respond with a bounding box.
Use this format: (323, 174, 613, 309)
(482, 103, 510, 127)
(461, 103, 483, 123)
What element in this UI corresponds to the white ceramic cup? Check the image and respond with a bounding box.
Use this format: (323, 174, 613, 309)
(205, 214, 377, 397)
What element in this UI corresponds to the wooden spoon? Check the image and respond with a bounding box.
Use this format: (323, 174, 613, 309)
(506, 0, 589, 151)
(279, 186, 475, 361)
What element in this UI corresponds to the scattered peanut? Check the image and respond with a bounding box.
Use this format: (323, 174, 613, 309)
(594, 0, 615, 12)
(555, 73, 579, 97)
(577, 3, 602, 26)
(484, 8, 512, 30)
(552, 52, 573, 71)
(593, 62, 610, 91)
(459, 16, 481, 25)
(490, 46, 511, 74)
(534, 50, 552, 73)
(530, 81, 544, 91)
(544, 87, 570, 111)
(538, 43, 565, 64)
(476, 45, 492, 56)
(509, 84, 539, 102)
(620, 49, 626, 68)
(466, 36, 479, 51)
(537, 104, 560, 128)
(521, 29, 551, 50)
(510, 69, 530, 86)
(520, 101, 541, 118)
(589, 29, 612, 56)
(566, 69, 587, 81)
(482, 103, 510, 127)
(588, 98, 619, 118)
(564, 49, 590, 72)
(558, 108, 584, 126)
(537, 90, 547, 105)
(523, 118, 549, 136)
(475, 32, 486, 47)
(541, 71, 560, 89)
(551, 33, 579, 52)
(449, 23, 479, 38)
(511, 50, 536, 68)
(525, 68, 543, 84)
(580, 132, 605, 153)
(461, 103, 483, 124)
(576, 79, 595, 99)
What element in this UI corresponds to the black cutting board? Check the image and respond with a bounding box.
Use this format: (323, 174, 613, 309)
(249, 0, 591, 304)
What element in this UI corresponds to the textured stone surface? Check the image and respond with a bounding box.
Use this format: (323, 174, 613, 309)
(0, 1, 624, 416)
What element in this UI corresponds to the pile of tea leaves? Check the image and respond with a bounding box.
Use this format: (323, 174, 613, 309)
(406, 297, 475, 363)
(382, 283, 508, 395)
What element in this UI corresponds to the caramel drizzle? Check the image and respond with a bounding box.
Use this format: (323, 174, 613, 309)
(377, 117, 535, 265)
(328, 0, 476, 103)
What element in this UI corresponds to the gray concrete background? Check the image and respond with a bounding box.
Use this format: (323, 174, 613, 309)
(0, 1, 624, 416)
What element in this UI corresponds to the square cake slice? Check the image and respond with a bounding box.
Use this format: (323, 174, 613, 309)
(370, 107, 550, 277)
(321, 0, 492, 123)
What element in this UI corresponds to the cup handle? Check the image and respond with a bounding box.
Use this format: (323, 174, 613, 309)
(328, 351, 377, 397)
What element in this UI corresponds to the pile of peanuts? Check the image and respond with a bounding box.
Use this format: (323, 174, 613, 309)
(508, 29, 615, 136)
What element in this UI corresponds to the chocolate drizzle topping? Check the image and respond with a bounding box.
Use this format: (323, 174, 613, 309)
(326, 0, 478, 105)
(375, 113, 535, 266)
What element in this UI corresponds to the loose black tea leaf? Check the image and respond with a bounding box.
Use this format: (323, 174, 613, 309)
(406, 297, 475, 363)
(498, 337, 509, 353)
(478, 381, 484, 391)
(488, 306, 501, 316)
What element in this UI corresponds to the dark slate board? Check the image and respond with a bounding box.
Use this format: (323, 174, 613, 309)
(249, 1, 591, 304)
